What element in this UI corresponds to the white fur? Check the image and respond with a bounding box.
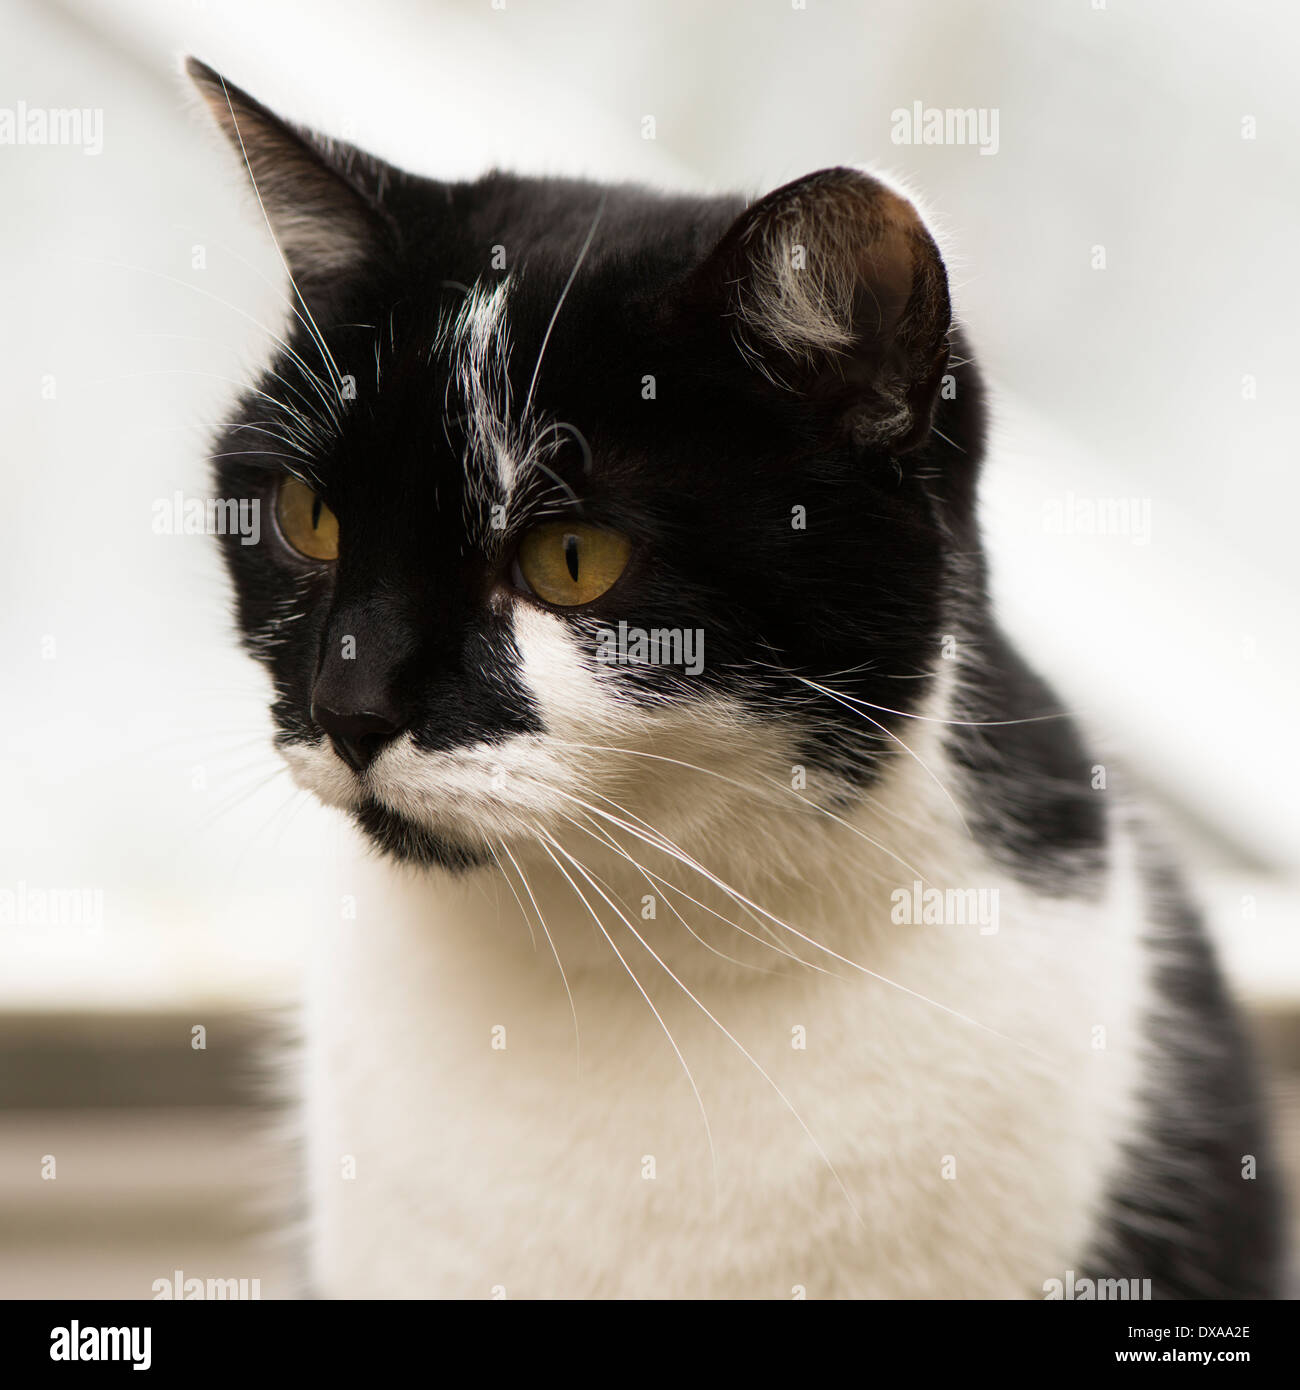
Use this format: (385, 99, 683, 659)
(733, 167, 931, 393)
(431, 278, 586, 547)
(427, 279, 522, 532)
(283, 602, 1150, 1298)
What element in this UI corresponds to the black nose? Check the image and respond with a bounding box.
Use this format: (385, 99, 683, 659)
(311, 703, 401, 774)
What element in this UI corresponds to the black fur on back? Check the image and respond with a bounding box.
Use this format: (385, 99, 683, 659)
(1082, 839, 1285, 1298)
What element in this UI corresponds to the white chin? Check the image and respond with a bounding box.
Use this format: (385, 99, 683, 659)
(280, 741, 362, 810)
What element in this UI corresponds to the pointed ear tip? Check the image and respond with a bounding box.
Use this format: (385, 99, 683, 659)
(182, 57, 234, 118)
(182, 56, 218, 88)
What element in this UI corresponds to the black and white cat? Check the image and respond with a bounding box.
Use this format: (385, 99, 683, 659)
(189, 59, 1282, 1298)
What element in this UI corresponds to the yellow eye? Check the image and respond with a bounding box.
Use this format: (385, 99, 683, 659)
(276, 477, 339, 561)
(515, 522, 631, 606)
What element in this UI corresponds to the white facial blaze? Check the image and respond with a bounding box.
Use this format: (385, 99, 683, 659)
(438, 279, 586, 547)
(446, 280, 517, 502)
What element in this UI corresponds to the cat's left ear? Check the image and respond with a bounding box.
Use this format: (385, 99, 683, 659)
(690, 167, 951, 453)
(186, 58, 394, 311)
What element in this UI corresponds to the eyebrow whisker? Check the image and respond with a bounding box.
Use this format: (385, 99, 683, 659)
(521, 191, 608, 422)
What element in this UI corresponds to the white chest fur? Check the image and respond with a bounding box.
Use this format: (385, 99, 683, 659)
(299, 749, 1148, 1299)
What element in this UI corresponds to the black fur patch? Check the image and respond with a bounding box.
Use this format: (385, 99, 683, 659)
(352, 799, 489, 872)
(945, 623, 1108, 896)
(209, 147, 990, 856)
(1082, 838, 1285, 1298)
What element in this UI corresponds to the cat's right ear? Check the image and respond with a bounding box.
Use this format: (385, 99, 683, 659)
(686, 167, 952, 454)
(185, 58, 394, 312)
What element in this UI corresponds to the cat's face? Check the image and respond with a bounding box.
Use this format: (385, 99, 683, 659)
(192, 60, 984, 870)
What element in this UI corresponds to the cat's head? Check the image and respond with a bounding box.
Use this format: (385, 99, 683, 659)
(190, 59, 986, 872)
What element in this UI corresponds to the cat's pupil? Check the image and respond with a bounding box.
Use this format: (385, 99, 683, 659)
(311, 495, 323, 530)
(564, 533, 580, 582)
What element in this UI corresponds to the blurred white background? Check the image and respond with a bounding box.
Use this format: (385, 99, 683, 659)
(2, 0, 1295, 1017)
(3, 0, 1298, 1299)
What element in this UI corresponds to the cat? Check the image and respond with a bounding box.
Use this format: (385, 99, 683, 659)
(188, 58, 1282, 1299)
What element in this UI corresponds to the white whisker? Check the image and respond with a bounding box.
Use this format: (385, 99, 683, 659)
(536, 831, 717, 1194)
(521, 192, 607, 422)
(543, 831, 866, 1229)
(548, 792, 1053, 1062)
(498, 836, 582, 1069)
